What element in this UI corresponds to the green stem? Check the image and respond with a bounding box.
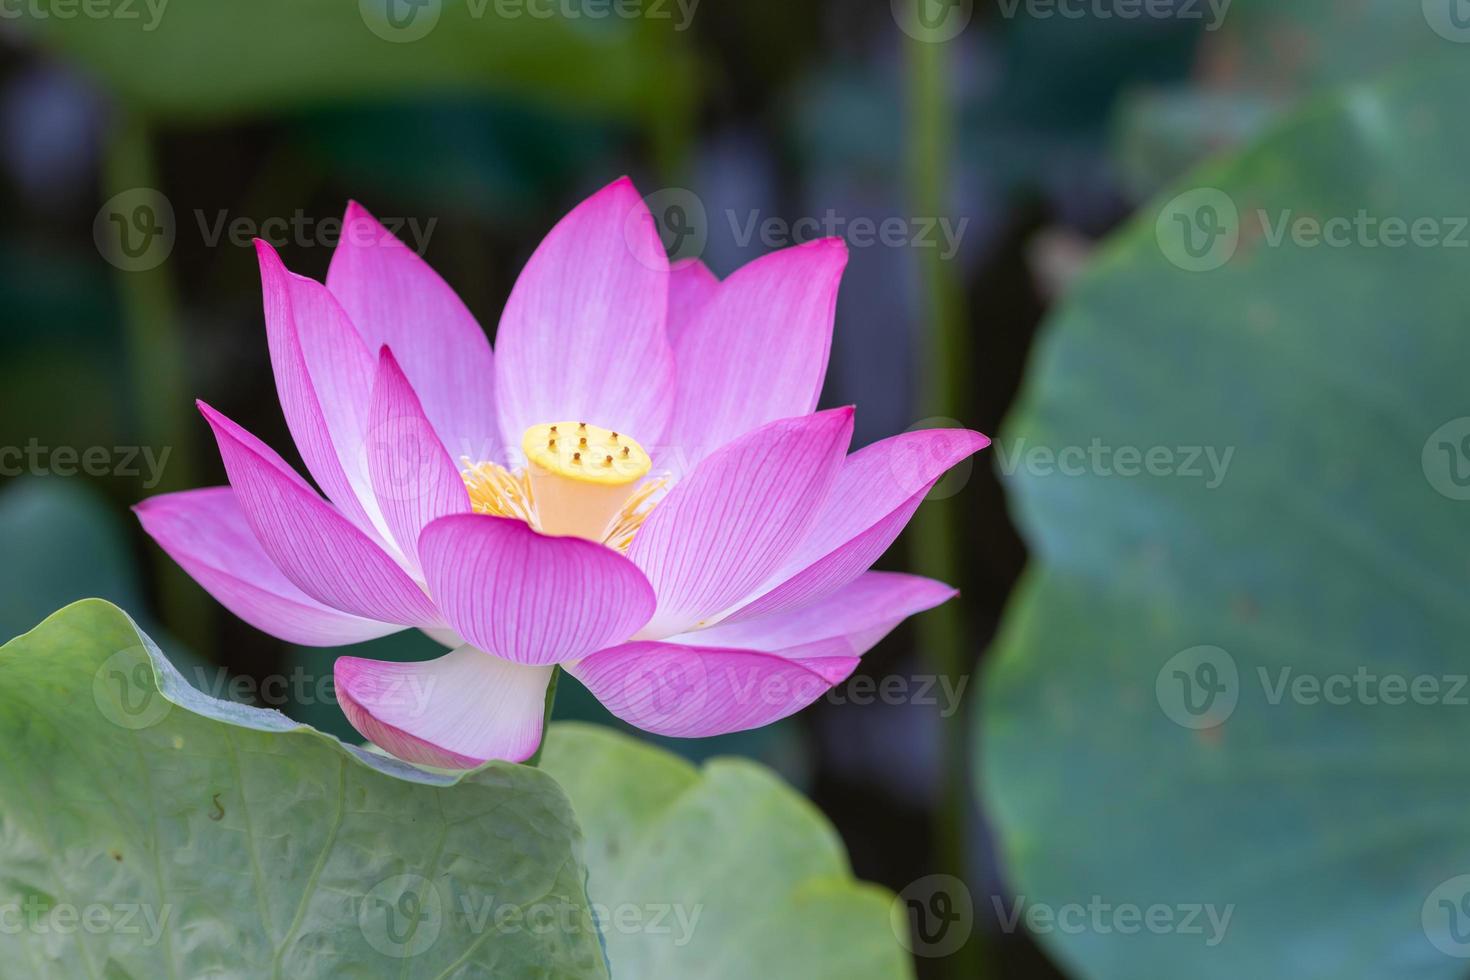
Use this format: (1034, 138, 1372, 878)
(526, 666, 561, 768)
(104, 113, 210, 656)
(905, 28, 989, 980)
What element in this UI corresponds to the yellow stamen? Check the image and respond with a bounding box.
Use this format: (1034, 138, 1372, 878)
(459, 422, 661, 549)
(461, 459, 537, 528)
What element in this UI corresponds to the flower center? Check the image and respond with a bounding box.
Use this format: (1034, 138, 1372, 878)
(461, 421, 662, 548)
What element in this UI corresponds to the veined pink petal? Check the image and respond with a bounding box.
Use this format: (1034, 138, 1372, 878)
(666, 257, 720, 342)
(569, 640, 858, 738)
(326, 202, 500, 463)
(419, 514, 656, 666)
(628, 408, 854, 639)
(366, 347, 471, 578)
(337, 646, 553, 767)
(676, 571, 956, 653)
(719, 427, 989, 625)
(494, 177, 675, 456)
(199, 401, 444, 628)
(135, 487, 400, 647)
(256, 240, 387, 544)
(665, 239, 847, 475)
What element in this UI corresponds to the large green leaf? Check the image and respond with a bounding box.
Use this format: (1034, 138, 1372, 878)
(541, 724, 914, 979)
(1112, 0, 1449, 199)
(0, 480, 140, 640)
(982, 61, 1470, 978)
(18, 0, 694, 122)
(0, 600, 609, 978)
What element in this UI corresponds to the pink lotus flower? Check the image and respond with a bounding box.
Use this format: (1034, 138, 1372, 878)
(135, 178, 989, 768)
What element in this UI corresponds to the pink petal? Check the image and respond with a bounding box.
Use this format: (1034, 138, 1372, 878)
(494, 177, 675, 456)
(135, 487, 400, 647)
(627, 408, 854, 639)
(719, 428, 989, 625)
(419, 514, 656, 666)
(337, 646, 553, 767)
(256, 241, 387, 544)
(569, 640, 858, 738)
(199, 401, 444, 628)
(677, 571, 956, 653)
(665, 239, 848, 475)
(666, 257, 720, 342)
(366, 347, 471, 578)
(326, 202, 500, 463)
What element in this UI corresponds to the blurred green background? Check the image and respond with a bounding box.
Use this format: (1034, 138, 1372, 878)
(3, 1, 1468, 977)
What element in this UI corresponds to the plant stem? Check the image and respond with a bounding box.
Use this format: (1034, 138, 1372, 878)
(104, 112, 210, 656)
(526, 666, 562, 768)
(905, 26, 989, 980)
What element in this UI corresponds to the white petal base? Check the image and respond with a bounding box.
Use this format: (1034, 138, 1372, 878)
(337, 645, 553, 768)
